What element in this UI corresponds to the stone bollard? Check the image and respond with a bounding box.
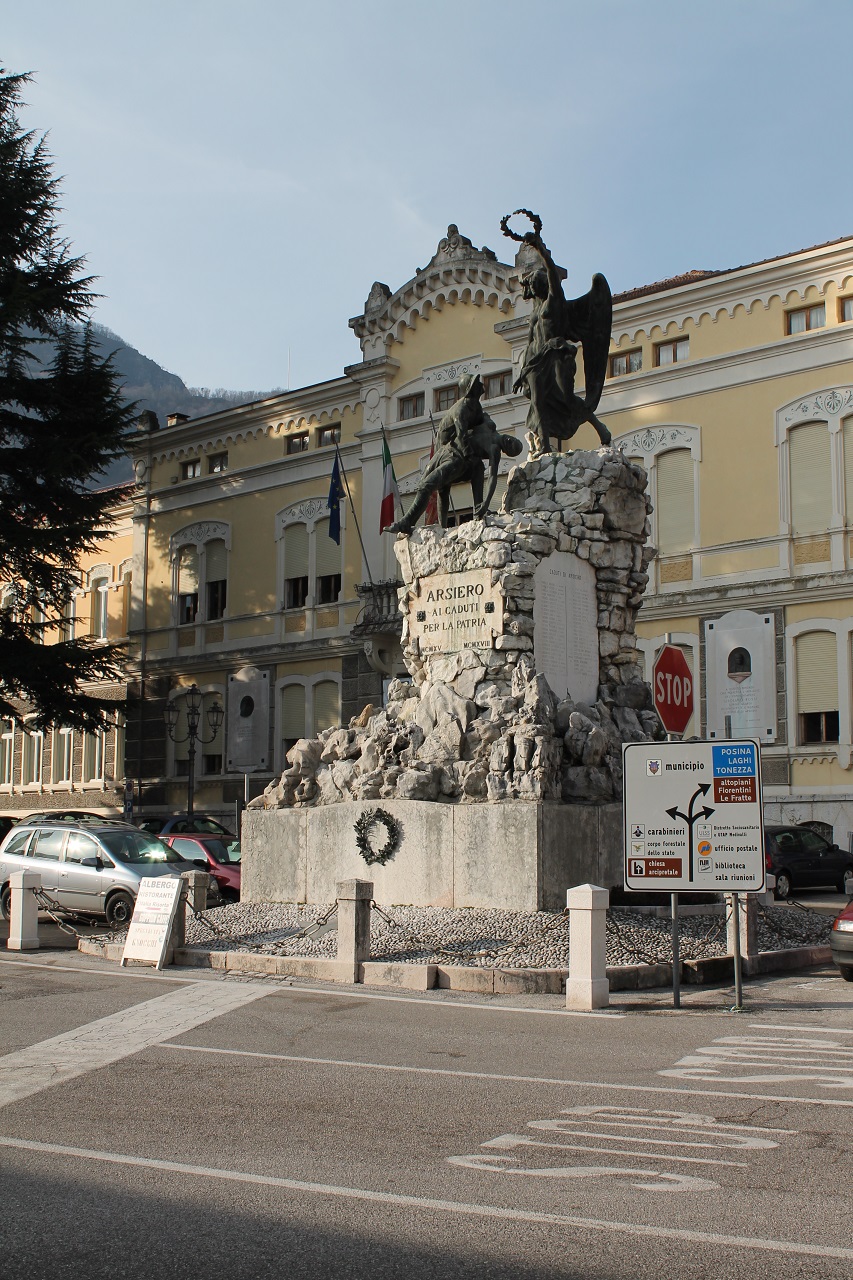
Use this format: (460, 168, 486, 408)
(7, 870, 41, 952)
(169, 870, 210, 956)
(336, 879, 373, 983)
(566, 884, 610, 1010)
(727, 892, 758, 961)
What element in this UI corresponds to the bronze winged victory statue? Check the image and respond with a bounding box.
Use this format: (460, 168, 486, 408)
(502, 209, 613, 454)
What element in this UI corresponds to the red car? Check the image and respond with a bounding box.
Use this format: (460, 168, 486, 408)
(831, 898, 853, 981)
(163, 834, 241, 901)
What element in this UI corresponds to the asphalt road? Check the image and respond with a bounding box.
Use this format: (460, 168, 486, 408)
(1, 947, 853, 1280)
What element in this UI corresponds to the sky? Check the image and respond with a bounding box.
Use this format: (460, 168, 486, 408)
(4, 0, 853, 393)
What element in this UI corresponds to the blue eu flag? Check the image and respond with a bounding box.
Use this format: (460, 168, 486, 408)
(327, 451, 344, 544)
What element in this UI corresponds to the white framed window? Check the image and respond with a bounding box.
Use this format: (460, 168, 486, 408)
(789, 421, 831, 535)
(786, 303, 825, 335)
(51, 727, 74, 786)
(795, 631, 839, 744)
(90, 575, 109, 638)
(21, 724, 43, 787)
(776, 389, 853, 566)
(82, 730, 106, 785)
(181, 458, 201, 480)
(0, 719, 14, 790)
(656, 448, 695, 554)
(655, 337, 688, 367)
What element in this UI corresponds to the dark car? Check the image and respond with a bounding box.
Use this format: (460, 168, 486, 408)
(830, 899, 853, 981)
(0, 815, 18, 842)
(136, 814, 236, 840)
(163, 834, 241, 901)
(765, 824, 853, 899)
(18, 809, 115, 825)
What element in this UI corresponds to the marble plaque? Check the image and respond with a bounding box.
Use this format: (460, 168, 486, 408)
(706, 608, 777, 742)
(409, 568, 502, 655)
(533, 552, 599, 703)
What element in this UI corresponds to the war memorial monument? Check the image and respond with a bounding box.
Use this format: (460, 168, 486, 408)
(243, 212, 662, 909)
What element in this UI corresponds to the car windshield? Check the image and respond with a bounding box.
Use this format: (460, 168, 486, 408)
(100, 832, 184, 864)
(204, 840, 241, 864)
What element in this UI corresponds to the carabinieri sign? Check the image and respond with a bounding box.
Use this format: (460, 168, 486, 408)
(623, 740, 765, 892)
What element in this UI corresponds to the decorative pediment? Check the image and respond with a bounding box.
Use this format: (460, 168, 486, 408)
(426, 224, 498, 269)
(613, 424, 701, 461)
(169, 521, 231, 560)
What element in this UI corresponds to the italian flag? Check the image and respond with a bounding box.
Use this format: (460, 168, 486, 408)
(379, 433, 400, 532)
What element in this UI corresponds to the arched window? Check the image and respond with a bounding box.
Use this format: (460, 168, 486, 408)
(177, 546, 199, 624)
(656, 448, 695, 554)
(283, 524, 309, 609)
(277, 500, 345, 625)
(170, 523, 231, 626)
(313, 680, 340, 734)
(280, 682, 306, 760)
(796, 631, 839, 743)
(789, 421, 831, 535)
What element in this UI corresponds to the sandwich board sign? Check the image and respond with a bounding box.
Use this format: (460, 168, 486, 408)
(121, 876, 183, 969)
(623, 740, 765, 893)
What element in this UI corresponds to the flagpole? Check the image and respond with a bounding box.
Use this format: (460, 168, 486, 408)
(335, 443, 376, 594)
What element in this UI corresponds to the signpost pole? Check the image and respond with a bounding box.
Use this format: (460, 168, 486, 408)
(731, 890, 744, 1010)
(671, 891, 681, 1008)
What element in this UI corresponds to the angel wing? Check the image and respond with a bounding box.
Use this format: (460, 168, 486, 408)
(564, 273, 612, 411)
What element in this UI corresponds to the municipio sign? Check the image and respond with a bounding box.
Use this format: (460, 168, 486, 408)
(623, 739, 765, 893)
(653, 644, 694, 736)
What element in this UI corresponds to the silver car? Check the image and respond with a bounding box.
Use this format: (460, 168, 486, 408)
(0, 819, 218, 927)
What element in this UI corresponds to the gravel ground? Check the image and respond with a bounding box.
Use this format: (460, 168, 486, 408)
(184, 900, 833, 969)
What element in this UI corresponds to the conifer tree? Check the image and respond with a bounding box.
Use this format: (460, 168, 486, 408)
(0, 67, 134, 729)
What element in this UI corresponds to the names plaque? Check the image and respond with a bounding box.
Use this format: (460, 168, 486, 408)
(533, 551, 598, 703)
(408, 568, 502, 655)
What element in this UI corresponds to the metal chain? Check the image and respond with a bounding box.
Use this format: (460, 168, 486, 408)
(30, 888, 128, 944)
(184, 899, 339, 954)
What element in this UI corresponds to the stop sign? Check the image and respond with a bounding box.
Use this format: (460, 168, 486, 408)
(653, 644, 694, 736)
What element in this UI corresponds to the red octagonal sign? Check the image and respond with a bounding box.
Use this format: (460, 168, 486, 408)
(653, 644, 694, 736)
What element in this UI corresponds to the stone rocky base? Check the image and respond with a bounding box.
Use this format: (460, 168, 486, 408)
(251, 448, 662, 814)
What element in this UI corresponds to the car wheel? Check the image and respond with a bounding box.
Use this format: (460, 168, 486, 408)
(774, 871, 792, 900)
(105, 890, 135, 928)
(837, 867, 853, 897)
(837, 964, 853, 982)
(0, 885, 11, 922)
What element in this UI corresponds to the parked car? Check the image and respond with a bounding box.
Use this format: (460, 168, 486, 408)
(162, 834, 241, 901)
(0, 815, 18, 842)
(17, 809, 115, 825)
(0, 818, 220, 927)
(136, 814, 236, 840)
(765, 824, 853, 899)
(830, 899, 853, 981)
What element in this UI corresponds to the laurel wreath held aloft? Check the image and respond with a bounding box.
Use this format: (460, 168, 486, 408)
(500, 208, 543, 243)
(354, 808, 403, 866)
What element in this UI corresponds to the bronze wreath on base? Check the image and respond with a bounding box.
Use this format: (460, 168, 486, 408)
(354, 808, 402, 866)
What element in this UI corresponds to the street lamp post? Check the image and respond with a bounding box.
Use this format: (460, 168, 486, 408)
(163, 684, 225, 817)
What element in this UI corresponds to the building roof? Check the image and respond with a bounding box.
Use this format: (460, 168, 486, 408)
(614, 233, 853, 304)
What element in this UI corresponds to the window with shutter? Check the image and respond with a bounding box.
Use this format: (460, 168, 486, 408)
(842, 418, 853, 526)
(656, 449, 694, 553)
(796, 631, 839, 743)
(205, 539, 227, 620)
(313, 681, 339, 734)
(281, 684, 306, 758)
(178, 546, 199, 623)
(315, 518, 341, 604)
(790, 422, 830, 535)
(284, 524, 309, 609)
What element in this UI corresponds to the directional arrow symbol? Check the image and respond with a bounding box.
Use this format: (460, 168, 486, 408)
(664, 785, 717, 879)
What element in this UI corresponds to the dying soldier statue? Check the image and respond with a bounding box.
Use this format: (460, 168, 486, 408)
(502, 209, 612, 454)
(388, 374, 522, 535)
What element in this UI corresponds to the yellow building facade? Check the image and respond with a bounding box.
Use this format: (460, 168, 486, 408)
(113, 224, 853, 843)
(0, 492, 133, 815)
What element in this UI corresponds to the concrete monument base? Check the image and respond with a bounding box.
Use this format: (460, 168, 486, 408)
(242, 801, 622, 911)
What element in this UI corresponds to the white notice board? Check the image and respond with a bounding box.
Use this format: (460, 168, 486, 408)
(623, 740, 765, 892)
(121, 876, 183, 968)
